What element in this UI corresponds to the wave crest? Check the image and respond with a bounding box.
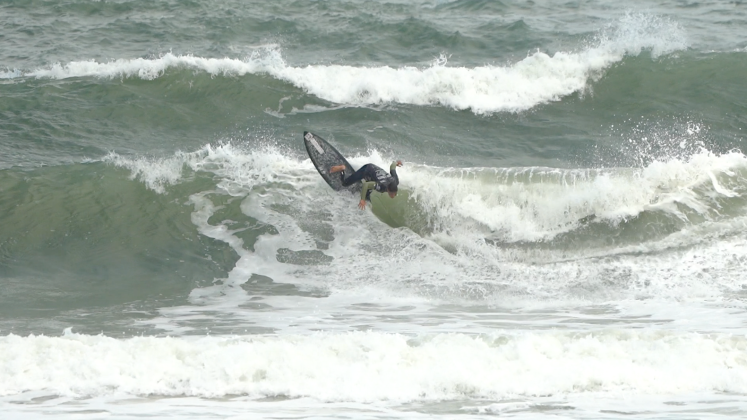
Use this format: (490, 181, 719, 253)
(15, 13, 687, 114)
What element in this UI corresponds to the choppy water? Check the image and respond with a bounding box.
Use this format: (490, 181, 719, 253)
(2, 1, 747, 419)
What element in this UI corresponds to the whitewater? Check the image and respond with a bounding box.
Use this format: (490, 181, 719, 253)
(2, 1, 747, 419)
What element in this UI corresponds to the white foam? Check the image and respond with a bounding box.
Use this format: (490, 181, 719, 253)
(103, 142, 313, 194)
(0, 68, 21, 79)
(18, 13, 686, 114)
(103, 150, 191, 194)
(404, 150, 747, 244)
(1, 330, 746, 401)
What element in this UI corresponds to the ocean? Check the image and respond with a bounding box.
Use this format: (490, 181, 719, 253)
(2, 0, 747, 418)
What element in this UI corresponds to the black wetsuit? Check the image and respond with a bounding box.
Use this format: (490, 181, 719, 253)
(341, 162, 399, 200)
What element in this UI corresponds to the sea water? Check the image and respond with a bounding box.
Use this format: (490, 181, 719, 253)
(2, 1, 747, 418)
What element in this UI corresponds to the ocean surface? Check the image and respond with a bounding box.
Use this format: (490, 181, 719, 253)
(2, 0, 747, 418)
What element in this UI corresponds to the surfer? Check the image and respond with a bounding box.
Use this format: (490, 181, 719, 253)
(330, 161, 403, 210)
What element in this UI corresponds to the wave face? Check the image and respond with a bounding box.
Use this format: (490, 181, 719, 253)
(3, 0, 747, 418)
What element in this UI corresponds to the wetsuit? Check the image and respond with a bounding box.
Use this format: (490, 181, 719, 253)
(340, 161, 399, 201)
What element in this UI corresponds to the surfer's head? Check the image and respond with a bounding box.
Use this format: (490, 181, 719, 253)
(387, 183, 398, 198)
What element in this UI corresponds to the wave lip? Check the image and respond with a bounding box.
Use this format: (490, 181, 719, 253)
(276, 11, 687, 114)
(16, 13, 686, 114)
(0, 68, 21, 79)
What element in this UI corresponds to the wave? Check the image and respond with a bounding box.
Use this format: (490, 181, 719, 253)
(3, 139, 744, 317)
(412, 150, 747, 241)
(105, 141, 747, 245)
(2, 329, 746, 400)
(6, 13, 687, 114)
(98, 140, 747, 305)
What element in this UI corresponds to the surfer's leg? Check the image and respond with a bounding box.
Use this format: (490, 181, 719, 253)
(330, 164, 351, 184)
(341, 164, 370, 187)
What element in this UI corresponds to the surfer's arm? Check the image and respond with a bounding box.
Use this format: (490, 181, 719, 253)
(360, 181, 376, 203)
(390, 160, 402, 184)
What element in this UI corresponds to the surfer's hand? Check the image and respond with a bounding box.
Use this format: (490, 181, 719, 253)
(396, 160, 403, 167)
(358, 199, 367, 210)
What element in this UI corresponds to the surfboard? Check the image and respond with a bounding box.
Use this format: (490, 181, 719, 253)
(304, 131, 362, 195)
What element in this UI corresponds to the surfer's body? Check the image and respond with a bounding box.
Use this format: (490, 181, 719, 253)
(331, 161, 402, 209)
